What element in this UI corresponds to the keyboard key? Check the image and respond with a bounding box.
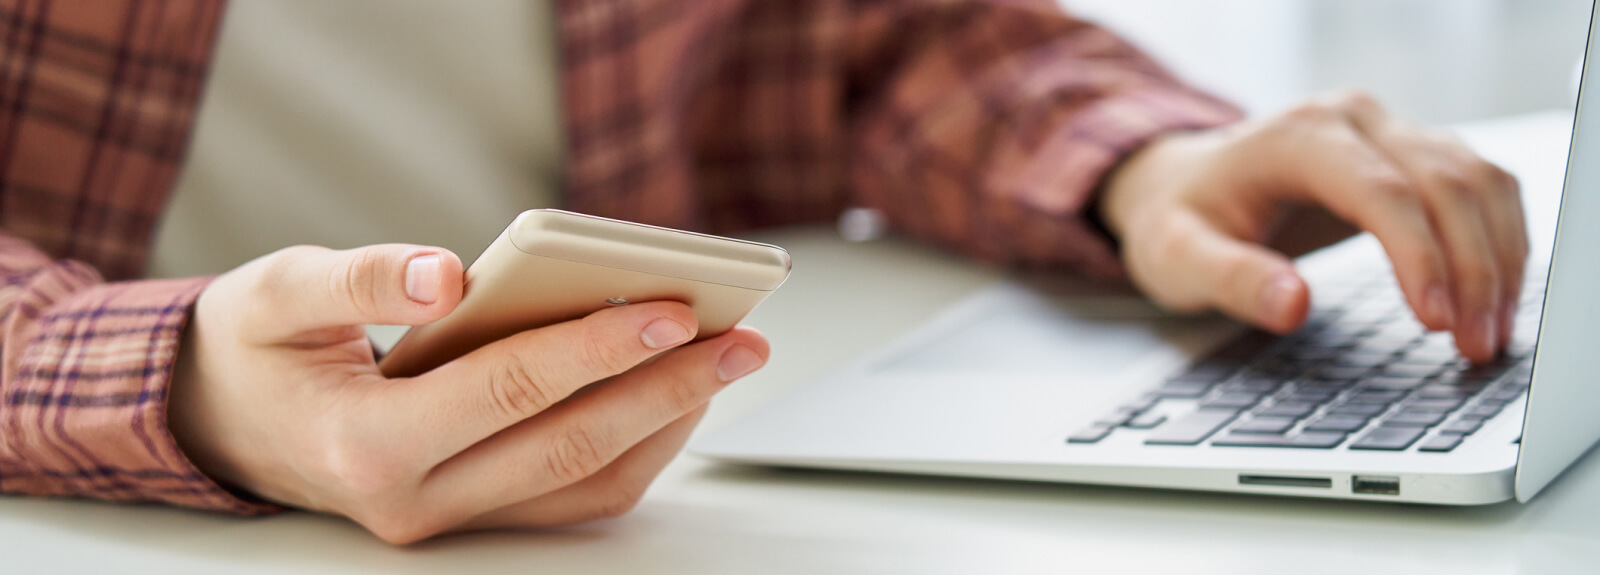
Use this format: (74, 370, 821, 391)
(1350, 426, 1427, 450)
(1314, 366, 1374, 381)
(1210, 331, 1278, 362)
(1418, 434, 1465, 452)
(1362, 332, 1420, 348)
(1119, 393, 1161, 414)
(1304, 415, 1371, 433)
(1230, 417, 1297, 434)
(1145, 410, 1239, 446)
(1484, 387, 1527, 402)
(1405, 398, 1465, 413)
(1329, 402, 1390, 417)
(1336, 352, 1395, 368)
(1371, 322, 1425, 341)
(1243, 362, 1304, 379)
(1362, 375, 1428, 390)
(1347, 390, 1406, 405)
(1212, 432, 1347, 449)
(1313, 324, 1374, 341)
(1224, 377, 1285, 393)
(1417, 383, 1480, 399)
(1408, 336, 1458, 354)
(1432, 373, 1493, 389)
(1199, 392, 1265, 410)
(1343, 303, 1400, 322)
(1353, 340, 1414, 358)
(1438, 419, 1483, 435)
(1456, 363, 1511, 383)
(1067, 425, 1114, 444)
(1156, 382, 1213, 398)
(1460, 403, 1505, 420)
(1257, 402, 1318, 419)
(1125, 412, 1167, 429)
(1173, 363, 1237, 384)
(1399, 344, 1459, 362)
(1095, 411, 1134, 427)
(1382, 410, 1447, 427)
(1286, 388, 1340, 402)
(1286, 347, 1345, 362)
(1477, 397, 1514, 409)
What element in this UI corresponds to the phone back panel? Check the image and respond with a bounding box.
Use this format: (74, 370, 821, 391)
(379, 210, 789, 378)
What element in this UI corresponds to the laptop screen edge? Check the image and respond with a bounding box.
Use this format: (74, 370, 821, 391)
(1514, 0, 1600, 503)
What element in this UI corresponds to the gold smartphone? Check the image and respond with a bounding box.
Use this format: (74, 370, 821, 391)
(378, 209, 792, 378)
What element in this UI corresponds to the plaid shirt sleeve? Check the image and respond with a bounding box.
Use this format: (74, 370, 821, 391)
(843, 0, 1243, 278)
(0, 0, 275, 514)
(562, 0, 1242, 280)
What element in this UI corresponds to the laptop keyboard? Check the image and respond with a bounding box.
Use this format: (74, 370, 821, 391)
(1067, 268, 1545, 453)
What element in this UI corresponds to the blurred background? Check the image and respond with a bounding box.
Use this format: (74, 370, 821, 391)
(1065, 0, 1593, 124)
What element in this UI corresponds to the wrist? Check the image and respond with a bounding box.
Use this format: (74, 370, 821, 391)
(1097, 128, 1223, 242)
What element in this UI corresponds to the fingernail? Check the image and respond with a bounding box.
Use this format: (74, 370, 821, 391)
(641, 318, 692, 349)
(1480, 312, 1500, 356)
(1424, 286, 1456, 329)
(716, 345, 764, 382)
(404, 255, 440, 304)
(1260, 272, 1300, 325)
(1499, 300, 1518, 343)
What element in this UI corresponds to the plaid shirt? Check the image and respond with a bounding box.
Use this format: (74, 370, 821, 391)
(0, 0, 1238, 514)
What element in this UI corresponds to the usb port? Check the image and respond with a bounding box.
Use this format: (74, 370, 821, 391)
(1352, 475, 1401, 495)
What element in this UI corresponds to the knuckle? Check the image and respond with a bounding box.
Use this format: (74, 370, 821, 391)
(328, 249, 384, 318)
(578, 317, 637, 376)
(321, 436, 412, 501)
(1130, 230, 1206, 314)
(662, 377, 707, 414)
(487, 359, 555, 419)
(361, 511, 441, 546)
(1364, 170, 1418, 201)
(592, 485, 647, 520)
(1490, 164, 1520, 191)
(1281, 100, 1341, 126)
(1456, 260, 1499, 299)
(1218, 253, 1266, 309)
(1398, 255, 1446, 293)
(266, 244, 323, 268)
(1424, 170, 1477, 202)
(1477, 161, 1520, 194)
(1336, 89, 1380, 113)
(248, 245, 320, 295)
(544, 424, 610, 484)
(319, 434, 444, 544)
(1143, 223, 1191, 267)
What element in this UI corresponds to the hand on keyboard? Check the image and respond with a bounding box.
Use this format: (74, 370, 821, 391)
(1097, 91, 1527, 364)
(1069, 269, 1541, 452)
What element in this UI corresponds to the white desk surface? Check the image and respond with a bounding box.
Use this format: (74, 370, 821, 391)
(2, 111, 1593, 574)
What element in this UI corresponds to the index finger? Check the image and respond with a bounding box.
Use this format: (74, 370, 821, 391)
(382, 300, 699, 465)
(1341, 96, 1528, 358)
(1249, 110, 1456, 333)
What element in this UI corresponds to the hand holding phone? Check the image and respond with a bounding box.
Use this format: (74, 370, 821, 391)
(380, 209, 791, 377)
(166, 211, 788, 542)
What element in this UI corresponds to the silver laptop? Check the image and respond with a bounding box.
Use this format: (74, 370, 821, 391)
(691, 6, 1600, 505)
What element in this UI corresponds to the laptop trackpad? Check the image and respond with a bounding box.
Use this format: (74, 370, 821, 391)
(849, 284, 1233, 451)
(869, 282, 1223, 383)
(692, 283, 1233, 461)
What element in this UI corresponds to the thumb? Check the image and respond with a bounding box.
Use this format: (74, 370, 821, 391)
(1156, 215, 1309, 334)
(243, 244, 464, 342)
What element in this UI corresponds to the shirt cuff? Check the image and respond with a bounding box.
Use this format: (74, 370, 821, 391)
(987, 86, 1244, 278)
(0, 270, 281, 515)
